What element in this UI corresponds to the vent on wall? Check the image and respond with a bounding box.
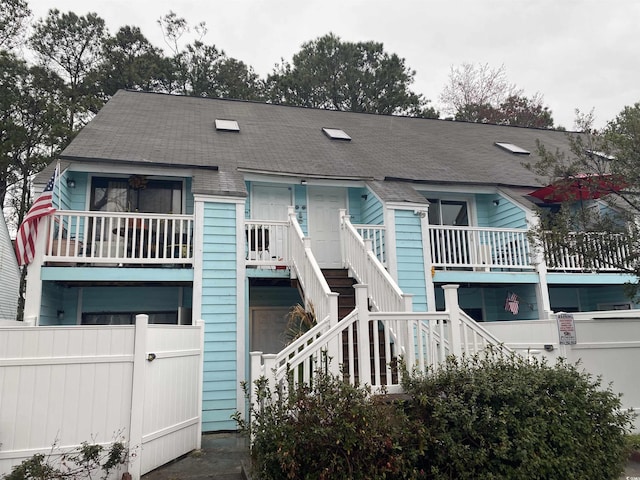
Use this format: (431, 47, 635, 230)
(215, 119, 240, 132)
(495, 142, 530, 155)
(322, 127, 351, 141)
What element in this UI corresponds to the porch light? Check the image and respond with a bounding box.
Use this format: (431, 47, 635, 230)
(492, 199, 500, 206)
(66, 178, 76, 188)
(300, 180, 308, 185)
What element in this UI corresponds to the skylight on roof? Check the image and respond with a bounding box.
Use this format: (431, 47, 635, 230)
(215, 119, 240, 132)
(322, 127, 351, 141)
(494, 142, 530, 155)
(586, 149, 615, 160)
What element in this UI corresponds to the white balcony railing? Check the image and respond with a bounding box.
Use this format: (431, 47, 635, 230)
(244, 220, 289, 268)
(353, 223, 387, 266)
(44, 211, 194, 266)
(542, 231, 633, 272)
(428, 225, 534, 270)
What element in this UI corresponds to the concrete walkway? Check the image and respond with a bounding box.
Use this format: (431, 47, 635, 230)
(142, 432, 640, 480)
(624, 457, 640, 479)
(142, 433, 249, 480)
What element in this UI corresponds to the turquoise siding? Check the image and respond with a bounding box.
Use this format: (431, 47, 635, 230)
(362, 191, 383, 225)
(59, 171, 83, 210)
(55, 172, 89, 238)
(39, 282, 66, 325)
(347, 187, 364, 223)
(200, 202, 238, 431)
(476, 194, 527, 228)
(394, 210, 427, 311)
(70, 172, 88, 210)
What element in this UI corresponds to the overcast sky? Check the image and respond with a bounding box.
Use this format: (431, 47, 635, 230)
(26, 0, 640, 129)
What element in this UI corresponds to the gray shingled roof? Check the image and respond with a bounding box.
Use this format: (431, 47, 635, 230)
(60, 90, 574, 197)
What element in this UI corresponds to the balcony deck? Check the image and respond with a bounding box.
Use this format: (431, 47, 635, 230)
(44, 211, 194, 267)
(43, 213, 631, 276)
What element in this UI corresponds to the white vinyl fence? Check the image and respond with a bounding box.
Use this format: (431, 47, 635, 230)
(0, 315, 204, 479)
(483, 311, 640, 431)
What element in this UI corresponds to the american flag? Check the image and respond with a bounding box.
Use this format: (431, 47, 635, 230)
(15, 165, 59, 266)
(504, 292, 519, 315)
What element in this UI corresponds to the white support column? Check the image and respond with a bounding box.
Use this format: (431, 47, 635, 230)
(535, 262, 552, 320)
(443, 284, 462, 357)
(192, 200, 205, 325)
(23, 216, 50, 325)
(528, 214, 552, 319)
(326, 292, 341, 367)
(328, 292, 339, 328)
(383, 207, 398, 282)
(235, 202, 246, 419)
(354, 285, 371, 386)
(128, 314, 149, 480)
(195, 318, 205, 449)
(418, 206, 436, 312)
(400, 293, 414, 362)
(249, 352, 263, 415)
(288, 207, 298, 279)
(263, 354, 277, 392)
(339, 209, 347, 268)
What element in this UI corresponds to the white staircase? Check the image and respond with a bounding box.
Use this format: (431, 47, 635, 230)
(249, 210, 511, 399)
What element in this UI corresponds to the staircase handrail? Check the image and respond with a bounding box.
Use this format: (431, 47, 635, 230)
(273, 310, 359, 385)
(287, 207, 339, 326)
(251, 284, 513, 399)
(271, 317, 332, 370)
(458, 309, 512, 356)
(339, 210, 408, 312)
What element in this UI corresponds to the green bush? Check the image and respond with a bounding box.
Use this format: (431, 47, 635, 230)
(3, 441, 127, 480)
(627, 433, 640, 455)
(401, 352, 635, 480)
(237, 352, 634, 479)
(235, 372, 425, 480)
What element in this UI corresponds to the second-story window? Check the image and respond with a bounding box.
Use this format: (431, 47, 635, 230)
(427, 199, 469, 226)
(90, 176, 183, 213)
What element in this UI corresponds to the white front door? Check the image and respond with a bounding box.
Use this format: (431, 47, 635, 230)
(308, 186, 347, 268)
(252, 185, 292, 261)
(252, 185, 292, 220)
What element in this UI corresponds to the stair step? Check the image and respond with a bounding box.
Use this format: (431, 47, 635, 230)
(339, 306, 354, 317)
(326, 278, 357, 289)
(321, 268, 350, 278)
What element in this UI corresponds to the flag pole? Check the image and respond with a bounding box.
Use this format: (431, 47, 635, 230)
(55, 160, 61, 210)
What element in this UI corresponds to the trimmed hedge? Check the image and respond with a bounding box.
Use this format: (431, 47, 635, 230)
(402, 352, 634, 479)
(236, 374, 423, 480)
(237, 352, 635, 479)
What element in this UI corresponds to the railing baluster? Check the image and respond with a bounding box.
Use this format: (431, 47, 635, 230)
(44, 211, 194, 266)
(427, 225, 539, 271)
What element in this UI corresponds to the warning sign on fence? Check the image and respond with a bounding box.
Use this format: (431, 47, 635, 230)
(556, 313, 577, 345)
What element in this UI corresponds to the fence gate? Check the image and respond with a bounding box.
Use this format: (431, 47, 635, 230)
(130, 317, 205, 477)
(0, 316, 204, 480)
